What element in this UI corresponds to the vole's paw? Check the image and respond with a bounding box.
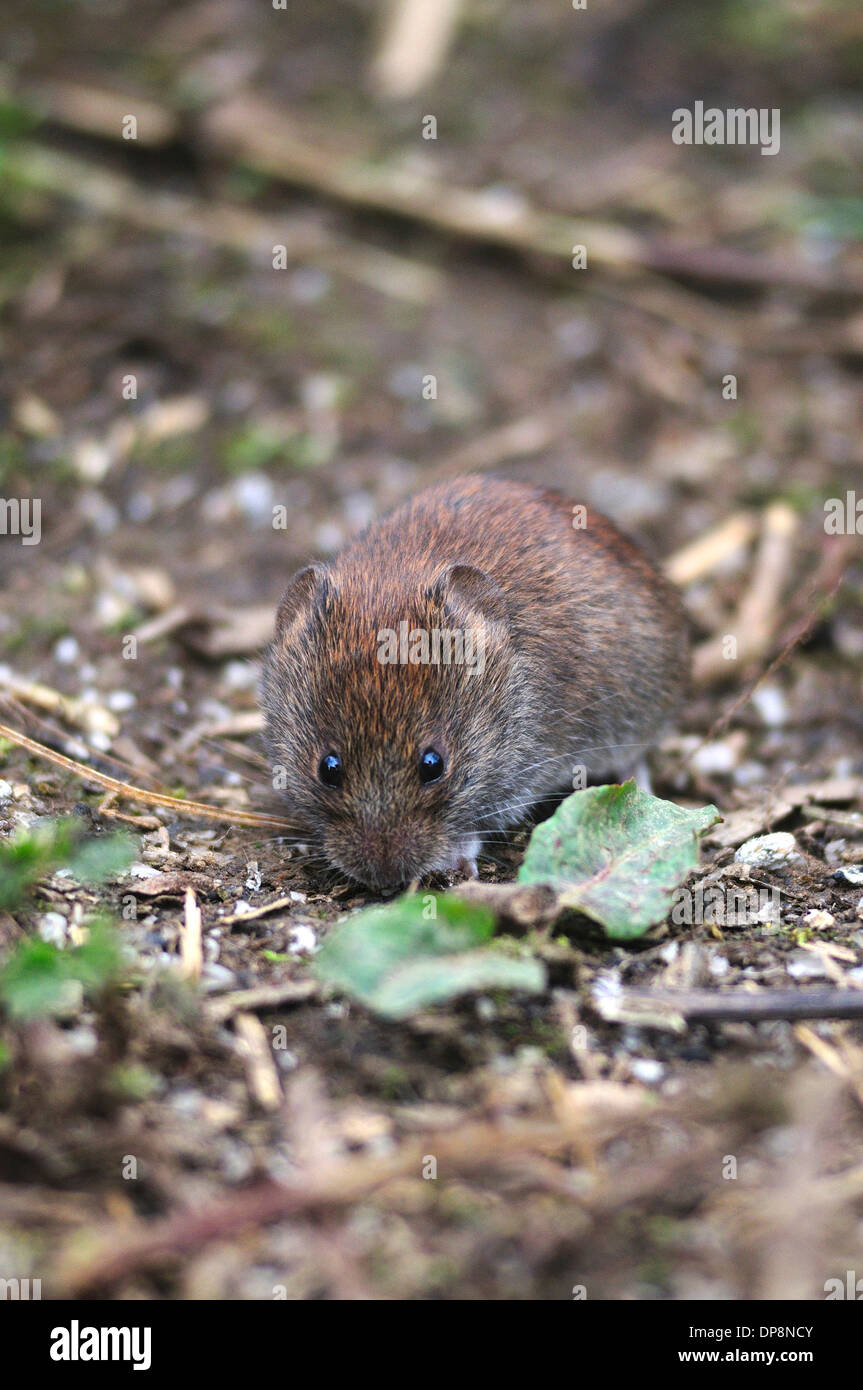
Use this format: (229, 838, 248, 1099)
(454, 855, 479, 882)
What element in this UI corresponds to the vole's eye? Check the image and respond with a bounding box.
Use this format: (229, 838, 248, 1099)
(419, 747, 445, 784)
(318, 752, 344, 788)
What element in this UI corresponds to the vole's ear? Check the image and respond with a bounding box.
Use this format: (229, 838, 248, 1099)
(275, 562, 331, 641)
(432, 563, 509, 625)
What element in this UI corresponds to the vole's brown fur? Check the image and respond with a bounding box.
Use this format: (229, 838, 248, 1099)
(261, 475, 688, 890)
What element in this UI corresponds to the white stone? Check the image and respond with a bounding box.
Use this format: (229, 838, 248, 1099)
(106, 690, 136, 712)
(288, 925, 317, 955)
(38, 911, 67, 946)
(631, 1059, 665, 1084)
(53, 635, 80, 664)
(734, 832, 803, 869)
(751, 685, 787, 727)
(802, 909, 835, 930)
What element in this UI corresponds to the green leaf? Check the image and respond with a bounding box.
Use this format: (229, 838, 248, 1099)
(518, 781, 720, 940)
(312, 893, 544, 1019)
(0, 937, 72, 1017)
(66, 832, 135, 885)
(0, 921, 123, 1019)
(0, 821, 134, 910)
(0, 820, 75, 910)
(367, 950, 545, 1019)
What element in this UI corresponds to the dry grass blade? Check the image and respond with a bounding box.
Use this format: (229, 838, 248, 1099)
(0, 721, 296, 831)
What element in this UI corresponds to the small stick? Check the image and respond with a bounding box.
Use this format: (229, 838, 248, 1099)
(207, 980, 318, 1023)
(371, 0, 464, 100)
(700, 532, 853, 742)
(618, 989, 863, 1025)
(233, 1012, 283, 1112)
(692, 502, 798, 684)
(0, 721, 296, 832)
(180, 889, 203, 981)
(664, 510, 757, 587)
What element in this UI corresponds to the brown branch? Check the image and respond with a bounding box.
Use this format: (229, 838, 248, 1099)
(200, 96, 863, 296)
(54, 1116, 598, 1295)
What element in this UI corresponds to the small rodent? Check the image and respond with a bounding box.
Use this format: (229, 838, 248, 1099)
(261, 475, 688, 890)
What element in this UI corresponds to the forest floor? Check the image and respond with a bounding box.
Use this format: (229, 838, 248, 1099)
(0, 0, 862, 1298)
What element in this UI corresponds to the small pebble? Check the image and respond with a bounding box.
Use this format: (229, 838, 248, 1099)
(233, 473, 274, 526)
(630, 1059, 665, 1085)
(222, 660, 258, 692)
(835, 866, 863, 886)
(802, 909, 835, 930)
(751, 685, 788, 728)
(691, 739, 739, 776)
(734, 760, 768, 788)
(128, 862, 161, 879)
(288, 924, 317, 955)
(38, 911, 67, 946)
(735, 832, 803, 869)
(106, 690, 136, 712)
(787, 954, 829, 981)
(200, 962, 237, 993)
(53, 635, 80, 664)
(62, 1026, 98, 1057)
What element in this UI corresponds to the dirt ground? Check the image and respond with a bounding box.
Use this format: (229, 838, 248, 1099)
(0, 0, 862, 1300)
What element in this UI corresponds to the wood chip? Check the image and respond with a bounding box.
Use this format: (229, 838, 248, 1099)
(180, 888, 203, 980)
(234, 1011, 282, 1111)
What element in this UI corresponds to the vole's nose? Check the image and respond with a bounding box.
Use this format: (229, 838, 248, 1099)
(336, 825, 420, 892)
(367, 866, 406, 893)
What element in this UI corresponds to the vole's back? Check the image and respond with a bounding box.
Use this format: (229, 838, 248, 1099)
(330, 475, 687, 781)
(262, 474, 688, 888)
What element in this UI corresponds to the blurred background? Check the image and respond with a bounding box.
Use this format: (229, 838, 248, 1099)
(0, 0, 862, 1301)
(1, 0, 862, 603)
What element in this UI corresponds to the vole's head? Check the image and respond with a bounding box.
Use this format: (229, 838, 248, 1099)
(261, 560, 525, 890)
